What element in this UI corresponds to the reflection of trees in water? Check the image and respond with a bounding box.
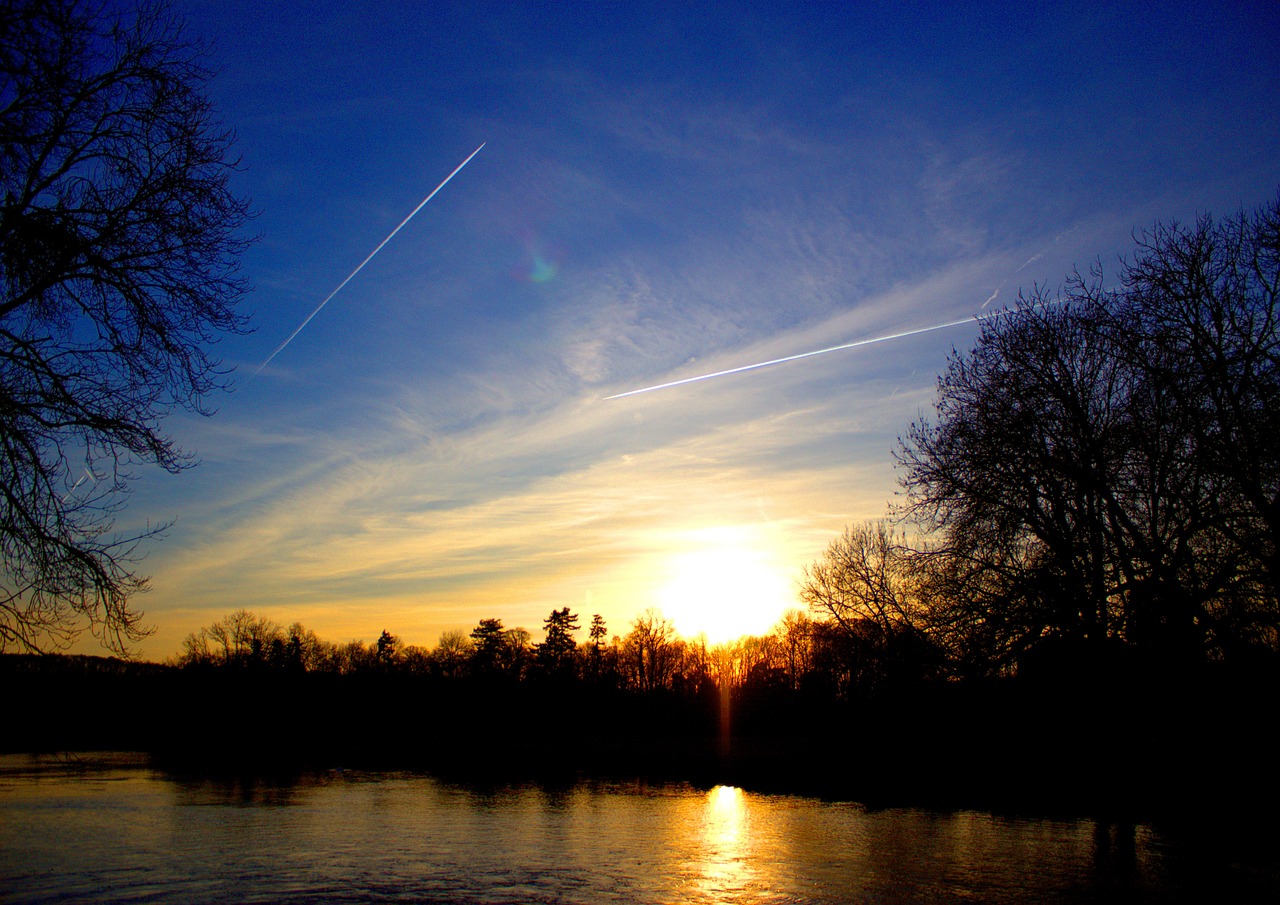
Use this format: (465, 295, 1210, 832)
(170, 772, 311, 809)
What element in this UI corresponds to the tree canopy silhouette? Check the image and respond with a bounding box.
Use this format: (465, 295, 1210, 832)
(535, 606, 579, 676)
(0, 0, 251, 654)
(895, 196, 1280, 673)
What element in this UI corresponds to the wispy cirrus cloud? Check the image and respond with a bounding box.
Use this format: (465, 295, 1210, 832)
(143, 237, 1081, 652)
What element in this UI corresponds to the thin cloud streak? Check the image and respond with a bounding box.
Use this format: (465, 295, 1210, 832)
(251, 142, 486, 378)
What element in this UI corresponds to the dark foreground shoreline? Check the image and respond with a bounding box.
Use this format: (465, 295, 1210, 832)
(6, 652, 1277, 821)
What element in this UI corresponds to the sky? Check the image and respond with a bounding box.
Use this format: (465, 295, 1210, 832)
(108, 0, 1280, 657)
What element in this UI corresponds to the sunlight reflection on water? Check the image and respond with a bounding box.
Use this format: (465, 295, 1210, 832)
(1, 755, 1275, 904)
(695, 785, 752, 900)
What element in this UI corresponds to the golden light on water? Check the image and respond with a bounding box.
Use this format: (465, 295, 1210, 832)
(656, 526, 796, 643)
(696, 785, 753, 898)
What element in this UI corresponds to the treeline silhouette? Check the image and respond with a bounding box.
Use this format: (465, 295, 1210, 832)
(8, 593, 1276, 814)
(5, 606, 864, 791)
(157, 605, 845, 774)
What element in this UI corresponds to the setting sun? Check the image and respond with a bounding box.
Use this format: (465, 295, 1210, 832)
(656, 527, 797, 643)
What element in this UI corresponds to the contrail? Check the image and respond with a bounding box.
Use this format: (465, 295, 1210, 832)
(981, 251, 1046, 309)
(251, 142, 486, 378)
(60, 467, 97, 504)
(605, 314, 987, 400)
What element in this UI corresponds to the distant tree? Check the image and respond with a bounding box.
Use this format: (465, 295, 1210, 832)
(375, 629, 400, 665)
(176, 625, 213, 667)
(504, 626, 532, 681)
(469, 617, 528, 678)
(680, 634, 712, 693)
(0, 0, 253, 654)
(536, 607, 579, 677)
(398, 644, 432, 675)
(284, 621, 326, 672)
(803, 618, 864, 698)
(332, 640, 372, 675)
(708, 639, 742, 690)
(177, 609, 280, 669)
(432, 629, 472, 679)
(776, 609, 813, 691)
(622, 609, 677, 693)
(738, 634, 783, 690)
(469, 618, 505, 670)
(586, 613, 607, 680)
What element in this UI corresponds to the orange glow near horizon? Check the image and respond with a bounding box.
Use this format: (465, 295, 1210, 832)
(655, 526, 797, 644)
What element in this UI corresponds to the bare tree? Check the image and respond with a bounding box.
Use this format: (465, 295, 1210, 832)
(801, 521, 939, 691)
(0, 0, 252, 654)
(432, 628, 472, 679)
(895, 296, 1135, 670)
(1119, 201, 1280, 654)
(895, 198, 1280, 671)
(801, 521, 921, 639)
(776, 609, 812, 691)
(621, 609, 677, 692)
(177, 608, 279, 668)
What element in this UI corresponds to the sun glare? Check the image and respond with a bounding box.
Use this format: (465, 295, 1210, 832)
(656, 527, 796, 644)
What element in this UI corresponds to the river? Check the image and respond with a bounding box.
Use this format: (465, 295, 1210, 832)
(1, 754, 1275, 903)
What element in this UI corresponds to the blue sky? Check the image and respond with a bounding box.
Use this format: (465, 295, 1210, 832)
(119, 0, 1280, 655)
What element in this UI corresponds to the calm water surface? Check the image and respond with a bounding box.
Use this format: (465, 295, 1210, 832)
(1, 754, 1275, 903)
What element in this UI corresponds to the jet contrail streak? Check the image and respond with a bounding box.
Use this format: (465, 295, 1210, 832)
(251, 142, 486, 378)
(605, 314, 986, 400)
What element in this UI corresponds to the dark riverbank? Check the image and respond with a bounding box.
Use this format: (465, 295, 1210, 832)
(5, 653, 1276, 820)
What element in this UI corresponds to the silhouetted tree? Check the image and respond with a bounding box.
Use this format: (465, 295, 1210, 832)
(333, 640, 373, 675)
(777, 609, 813, 691)
(536, 607, 579, 677)
(622, 609, 677, 692)
(897, 295, 1132, 671)
(432, 629, 472, 679)
(504, 626, 532, 681)
(802, 522, 922, 637)
(178, 609, 281, 669)
(467, 618, 529, 679)
(398, 644, 432, 675)
(805, 618, 859, 699)
(801, 521, 940, 692)
(375, 630, 400, 665)
(586, 613, 608, 680)
(0, 0, 252, 654)
(1118, 202, 1280, 656)
(896, 197, 1280, 673)
(469, 618, 505, 672)
(284, 622, 325, 672)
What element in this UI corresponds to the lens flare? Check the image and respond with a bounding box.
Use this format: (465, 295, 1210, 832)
(512, 233, 563, 283)
(527, 254, 559, 283)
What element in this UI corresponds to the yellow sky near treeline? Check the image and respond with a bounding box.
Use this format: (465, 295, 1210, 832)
(140, 452, 903, 659)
